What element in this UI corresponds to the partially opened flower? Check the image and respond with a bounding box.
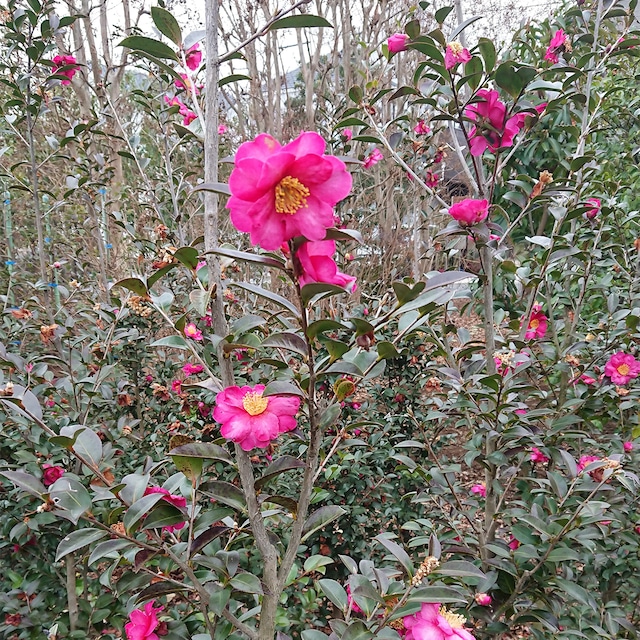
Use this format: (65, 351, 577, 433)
(577, 455, 601, 474)
(604, 352, 640, 385)
(388, 33, 410, 53)
(508, 535, 520, 550)
(184, 323, 203, 341)
(295, 240, 357, 292)
(425, 170, 439, 189)
(470, 483, 486, 498)
(445, 41, 471, 70)
(414, 120, 430, 135)
(52, 54, 79, 85)
(448, 198, 489, 226)
(342, 128, 353, 141)
(42, 463, 65, 486)
(227, 132, 352, 250)
(474, 593, 492, 606)
(530, 447, 549, 464)
(144, 486, 187, 532)
(213, 384, 300, 451)
(585, 197, 601, 220)
(544, 29, 570, 64)
(218, 124, 227, 135)
(624, 441, 634, 452)
(523, 304, 547, 340)
(175, 73, 200, 94)
(125, 600, 163, 640)
(182, 363, 204, 376)
(404, 602, 476, 640)
(363, 148, 384, 168)
(184, 43, 202, 70)
(346, 585, 363, 614)
(465, 89, 523, 156)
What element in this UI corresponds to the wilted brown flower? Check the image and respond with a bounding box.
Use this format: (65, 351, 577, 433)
(10, 308, 32, 320)
(40, 324, 58, 344)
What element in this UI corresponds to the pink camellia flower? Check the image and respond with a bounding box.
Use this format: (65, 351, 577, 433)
(196, 260, 207, 270)
(180, 107, 197, 125)
(171, 379, 182, 394)
(515, 409, 527, 416)
(174, 73, 199, 93)
(363, 307, 369, 316)
(52, 54, 79, 85)
(227, 132, 352, 251)
(184, 43, 202, 70)
(295, 240, 357, 292)
(387, 33, 410, 54)
(42, 463, 65, 486)
(342, 128, 353, 141)
(45, 396, 55, 408)
(624, 441, 634, 452)
(164, 95, 181, 108)
(213, 384, 300, 451)
(585, 197, 601, 220)
(470, 483, 486, 498)
(404, 602, 476, 640)
(363, 148, 384, 168)
(544, 29, 569, 64)
(604, 352, 640, 385)
(523, 304, 548, 340)
(580, 374, 597, 385)
(198, 401, 210, 417)
(414, 120, 430, 135)
(425, 170, 439, 189)
(346, 585, 363, 614)
(530, 447, 549, 464)
(635, 525, 640, 534)
(145, 374, 153, 383)
(577, 455, 600, 473)
(475, 593, 492, 606)
(182, 363, 204, 376)
(218, 124, 227, 135)
(144, 486, 187, 533)
(448, 198, 489, 226)
(508, 535, 520, 550)
(465, 89, 522, 156)
(445, 41, 472, 70)
(184, 323, 203, 341)
(125, 600, 163, 640)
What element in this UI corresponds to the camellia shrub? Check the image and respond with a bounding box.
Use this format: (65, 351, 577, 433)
(1, 0, 640, 639)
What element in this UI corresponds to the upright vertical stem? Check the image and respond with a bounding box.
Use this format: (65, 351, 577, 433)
(65, 554, 79, 631)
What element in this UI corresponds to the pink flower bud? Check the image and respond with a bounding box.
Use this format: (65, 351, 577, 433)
(387, 33, 410, 53)
(624, 441, 634, 452)
(475, 593, 492, 606)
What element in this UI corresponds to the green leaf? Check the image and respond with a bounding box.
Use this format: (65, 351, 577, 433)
(203, 481, 246, 512)
(50, 477, 93, 525)
(0, 470, 46, 498)
(405, 19, 421, 38)
(319, 403, 342, 429)
(349, 86, 364, 104)
(323, 339, 350, 362)
(150, 6, 182, 45)
(407, 586, 467, 604)
(262, 380, 304, 397)
(88, 539, 133, 565)
(219, 74, 251, 87)
(190, 289, 210, 317)
(229, 572, 264, 594)
(255, 456, 306, 489)
(59, 425, 103, 471)
(118, 35, 178, 60)
(435, 6, 454, 23)
(150, 335, 189, 350)
(262, 332, 308, 356)
(435, 560, 486, 579)
(477, 37, 496, 72)
(301, 505, 346, 542)
(123, 492, 165, 534)
(341, 621, 373, 640)
(377, 341, 401, 360)
(374, 534, 414, 577)
(304, 555, 335, 572)
(119, 473, 150, 505)
(112, 277, 148, 296)
(192, 182, 231, 196)
(231, 282, 300, 317)
(208, 585, 231, 615)
(142, 503, 186, 531)
(56, 529, 108, 561)
(302, 631, 330, 640)
(135, 582, 190, 604)
(306, 319, 347, 339)
(450, 15, 482, 40)
(173, 246, 200, 269)
(269, 15, 333, 30)
(169, 442, 233, 464)
(546, 546, 580, 562)
(190, 525, 231, 556)
(318, 578, 348, 611)
(301, 282, 350, 306)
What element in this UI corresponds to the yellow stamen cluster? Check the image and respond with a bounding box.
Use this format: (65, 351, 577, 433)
(127, 295, 153, 318)
(243, 391, 269, 416)
(411, 556, 440, 586)
(275, 176, 310, 214)
(494, 349, 516, 368)
(439, 606, 467, 629)
(617, 364, 631, 376)
(448, 41, 464, 55)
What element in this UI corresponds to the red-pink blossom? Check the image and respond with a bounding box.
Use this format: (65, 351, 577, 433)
(508, 535, 520, 550)
(425, 170, 439, 189)
(544, 29, 568, 64)
(42, 463, 65, 486)
(363, 148, 384, 168)
(448, 198, 489, 226)
(530, 447, 549, 464)
(213, 384, 300, 451)
(523, 304, 548, 340)
(475, 593, 492, 606)
(624, 441, 634, 452)
(346, 585, 363, 614)
(144, 487, 186, 533)
(171, 379, 182, 394)
(445, 41, 471, 70)
(182, 363, 204, 376)
(295, 240, 357, 292)
(175, 73, 199, 94)
(342, 129, 353, 141)
(585, 197, 601, 220)
(577, 455, 601, 474)
(184, 323, 203, 341)
(227, 132, 352, 250)
(181, 107, 197, 125)
(604, 352, 640, 385)
(515, 409, 527, 416)
(125, 600, 163, 640)
(198, 401, 210, 417)
(387, 33, 410, 53)
(580, 374, 596, 385)
(184, 43, 202, 70)
(52, 54, 79, 85)
(465, 89, 522, 156)
(470, 483, 486, 498)
(414, 120, 430, 135)
(404, 602, 476, 640)
(218, 124, 227, 135)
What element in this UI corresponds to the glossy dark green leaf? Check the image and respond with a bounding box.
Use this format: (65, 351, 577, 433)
(150, 6, 182, 45)
(255, 455, 306, 489)
(119, 36, 178, 60)
(301, 505, 346, 542)
(56, 529, 108, 561)
(269, 14, 333, 29)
